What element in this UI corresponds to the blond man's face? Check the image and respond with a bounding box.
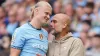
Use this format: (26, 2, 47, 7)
(35, 6, 52, 24)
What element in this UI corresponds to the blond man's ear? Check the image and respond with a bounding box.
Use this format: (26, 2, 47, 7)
(30, 6, 35, 19)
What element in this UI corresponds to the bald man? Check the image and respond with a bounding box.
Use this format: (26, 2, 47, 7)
(10, 1, 52, 56)
(47, 14, 85, 56)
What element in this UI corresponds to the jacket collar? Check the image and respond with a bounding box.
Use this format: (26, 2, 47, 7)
(53, 32, 73, 43)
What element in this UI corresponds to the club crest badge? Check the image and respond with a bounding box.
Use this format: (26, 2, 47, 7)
(39, 34, 43, 40)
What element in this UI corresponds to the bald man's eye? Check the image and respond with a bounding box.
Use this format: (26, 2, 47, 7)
(51, 20, 57, 23)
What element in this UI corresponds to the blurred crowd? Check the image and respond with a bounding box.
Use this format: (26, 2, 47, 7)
(0, 0, 100, 56)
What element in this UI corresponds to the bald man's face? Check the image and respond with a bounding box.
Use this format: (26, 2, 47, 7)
(35, 6, 52, 24)
(51, 14, 71, 34)
(51, 15, 65, 33)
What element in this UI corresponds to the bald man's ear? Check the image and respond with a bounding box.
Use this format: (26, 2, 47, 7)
(35, 8, 38, 12)
(63, 24, 67, 28)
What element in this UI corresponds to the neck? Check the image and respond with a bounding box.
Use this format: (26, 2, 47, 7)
(55, 29, 69, 40)
(30, 17, 41, 29)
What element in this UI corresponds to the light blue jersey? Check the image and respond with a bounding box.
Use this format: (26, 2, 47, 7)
(11, 22, 48, 56)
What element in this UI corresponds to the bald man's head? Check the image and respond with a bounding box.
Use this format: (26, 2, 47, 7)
(53, 13, 71, 26)
(51, 13, 71, 33)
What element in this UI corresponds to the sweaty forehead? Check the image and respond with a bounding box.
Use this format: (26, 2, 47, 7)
(53, 14, 67, 21)
(53, 15, 60, 21)
(53, 14, 71, 24)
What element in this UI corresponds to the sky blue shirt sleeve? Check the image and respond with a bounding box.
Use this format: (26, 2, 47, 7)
(11, 28, 26, 50)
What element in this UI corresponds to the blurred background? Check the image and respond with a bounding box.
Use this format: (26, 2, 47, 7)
(0, 0, 100, 56)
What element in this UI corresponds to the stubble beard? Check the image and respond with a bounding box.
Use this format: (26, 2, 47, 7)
(51, 29, 60, 38)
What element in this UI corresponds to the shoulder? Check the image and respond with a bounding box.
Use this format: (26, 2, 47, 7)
(41, 28, 48, 35)
(13, 23, 29, 34)
(71, 37, 83, 46)
(14, 23, 34, 33)
(73, 38, 82, 42)
(41, 28, 48, 33)
(73, 37, 82, 43)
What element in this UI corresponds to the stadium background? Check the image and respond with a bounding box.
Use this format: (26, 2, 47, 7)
(0, 0, 100, 56)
